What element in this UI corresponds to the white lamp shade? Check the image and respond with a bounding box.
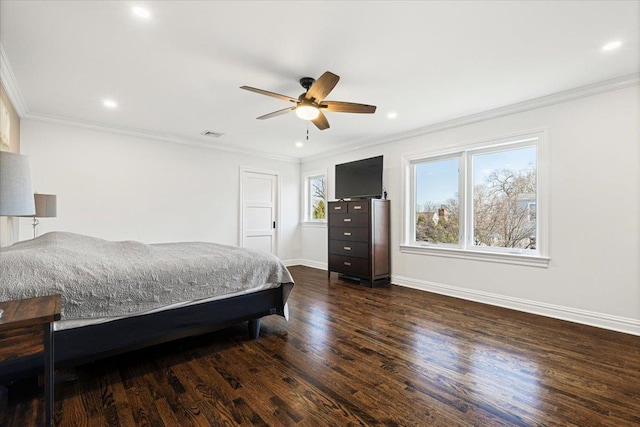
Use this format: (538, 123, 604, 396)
(295, 104, 320, 120)
(0, 152, 35, 216)
(35, 194, 57, 218)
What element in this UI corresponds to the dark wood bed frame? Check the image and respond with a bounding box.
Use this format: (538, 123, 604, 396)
(0, 283, 293, 384)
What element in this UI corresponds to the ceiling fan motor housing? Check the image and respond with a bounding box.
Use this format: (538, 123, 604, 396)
(299, 77, 315, 91)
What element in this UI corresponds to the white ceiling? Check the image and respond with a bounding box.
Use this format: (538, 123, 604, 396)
(1, 1, 638, 160)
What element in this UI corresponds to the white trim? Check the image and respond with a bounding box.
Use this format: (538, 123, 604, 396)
(302, 72, 640, 163)
(286, 259, 328, 271)
(301, 221, 327, 228)
(22, 113, 300, 164)
(401, 128, 545, 162)
(399, 244, 549, 268)
(0, 43, 28, 117)
(392, 275, 640, 336)
(239, 167, 281, 256)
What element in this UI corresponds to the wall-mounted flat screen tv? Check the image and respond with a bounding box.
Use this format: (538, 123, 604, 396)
(335, 155, 384, 199)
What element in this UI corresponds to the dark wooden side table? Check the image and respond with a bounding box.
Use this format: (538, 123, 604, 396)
(0, 295, 61, 427)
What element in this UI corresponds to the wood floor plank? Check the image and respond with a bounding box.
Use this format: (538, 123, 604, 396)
(119, 361, 166, 427)
(4, 265, 640, 426)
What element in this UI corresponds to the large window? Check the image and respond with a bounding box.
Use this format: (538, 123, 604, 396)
(303, 172, 327, 222)
(404, 132, 548, 265)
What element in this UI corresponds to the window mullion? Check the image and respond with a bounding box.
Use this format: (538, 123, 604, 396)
(466, 151, 475, 250)
(460, 153, 468, 250)
(410, 163, 417, 244)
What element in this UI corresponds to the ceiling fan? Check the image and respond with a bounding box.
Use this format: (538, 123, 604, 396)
(240, 71, 376, 130)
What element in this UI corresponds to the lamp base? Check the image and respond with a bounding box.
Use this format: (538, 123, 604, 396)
(32, 217, 39, 239)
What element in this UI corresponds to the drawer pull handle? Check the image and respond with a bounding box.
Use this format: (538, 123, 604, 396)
(353, 206, 362, 210)
(343, 232, 351, 236)
(334, 206, 342, 210)
(344, 247, 351, 251)
(344, 262, 351, 266)
(343, 218, 351, 222)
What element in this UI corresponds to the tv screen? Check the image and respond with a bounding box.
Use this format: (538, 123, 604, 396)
(335, 155, 383, 199)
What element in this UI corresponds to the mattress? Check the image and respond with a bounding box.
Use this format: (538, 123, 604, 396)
(0, 232, 294, 328)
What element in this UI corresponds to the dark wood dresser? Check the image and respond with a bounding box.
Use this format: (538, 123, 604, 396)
(327, 199, 390, 287)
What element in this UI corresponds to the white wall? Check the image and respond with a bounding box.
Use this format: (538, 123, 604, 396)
(301, 85, 640, 334)
(18, 119, 301, 261)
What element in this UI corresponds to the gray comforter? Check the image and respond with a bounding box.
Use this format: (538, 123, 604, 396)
(0, 232, 294, 321)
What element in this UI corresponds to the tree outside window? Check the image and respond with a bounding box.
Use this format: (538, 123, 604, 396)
(471, 147, 537, 250)
(309, 175, 326, 221)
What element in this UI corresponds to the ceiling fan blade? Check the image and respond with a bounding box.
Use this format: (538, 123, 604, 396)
(320, 101, 377, 114)
(311, 111, 330, 130)
(240, 86, 298, 103)
(305, 71, 339, 103)
(257, 106, 296, 120)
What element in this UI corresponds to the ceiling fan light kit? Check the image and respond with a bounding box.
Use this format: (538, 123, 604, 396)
(241, 71, 377, 130)
(295, 103, 320, 120)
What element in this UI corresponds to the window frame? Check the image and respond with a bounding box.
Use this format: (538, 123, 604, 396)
(401, 130, 549, 267)
(301, 170, 328, 226)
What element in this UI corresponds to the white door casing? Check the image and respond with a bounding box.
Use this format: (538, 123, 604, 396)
(239, 168, 279, 255)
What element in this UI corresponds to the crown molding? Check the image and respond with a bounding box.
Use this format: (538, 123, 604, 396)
(0, 43, 28, 117)
(1, 40, 298, 163)
(302, 72, 640, 163)
(3, 31, 636, 165)
(23, 112, 300, 163)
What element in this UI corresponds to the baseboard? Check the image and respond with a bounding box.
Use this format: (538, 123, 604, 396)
(282, 259, 327, 271)
(392, 275, 640, 336)
(282, 259, 302, 267)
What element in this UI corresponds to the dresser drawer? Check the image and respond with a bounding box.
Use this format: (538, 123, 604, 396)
(329, 240, 369, 258)
(328, 213, 368, 228)
(329, 227, 369, 242)
(328, 255, 368, 276)
(329, 202, 348, 214)
(348, 201, 369, 213)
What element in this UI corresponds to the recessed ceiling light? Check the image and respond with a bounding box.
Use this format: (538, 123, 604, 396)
(132, 6, 151, 19)
(387, 112, 397, 119)
(103, 99, 118, 109)
(295, 141, 304, 148)
(602, 40, 622, 51)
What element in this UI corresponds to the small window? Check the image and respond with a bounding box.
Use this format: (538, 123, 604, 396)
(303, 172, 327, 222)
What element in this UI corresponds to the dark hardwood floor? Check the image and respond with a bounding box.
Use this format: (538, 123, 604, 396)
(3, 265, 640, 426)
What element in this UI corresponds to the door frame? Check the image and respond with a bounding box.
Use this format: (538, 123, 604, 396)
(239, 166, 281, 256)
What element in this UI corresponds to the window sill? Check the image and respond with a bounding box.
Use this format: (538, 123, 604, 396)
(301, 221, 327, 228)
(399, 244, 550, 268)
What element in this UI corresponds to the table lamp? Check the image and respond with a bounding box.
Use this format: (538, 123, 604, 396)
(31, 193, 57, 238)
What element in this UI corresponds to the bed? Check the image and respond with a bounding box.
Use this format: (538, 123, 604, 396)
(0, 232, 294, 383)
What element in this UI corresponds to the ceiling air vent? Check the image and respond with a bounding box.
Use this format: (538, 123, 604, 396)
(201, 130, 224, 138)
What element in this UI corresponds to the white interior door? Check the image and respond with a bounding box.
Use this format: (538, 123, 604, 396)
(241, 170, 277, 255)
